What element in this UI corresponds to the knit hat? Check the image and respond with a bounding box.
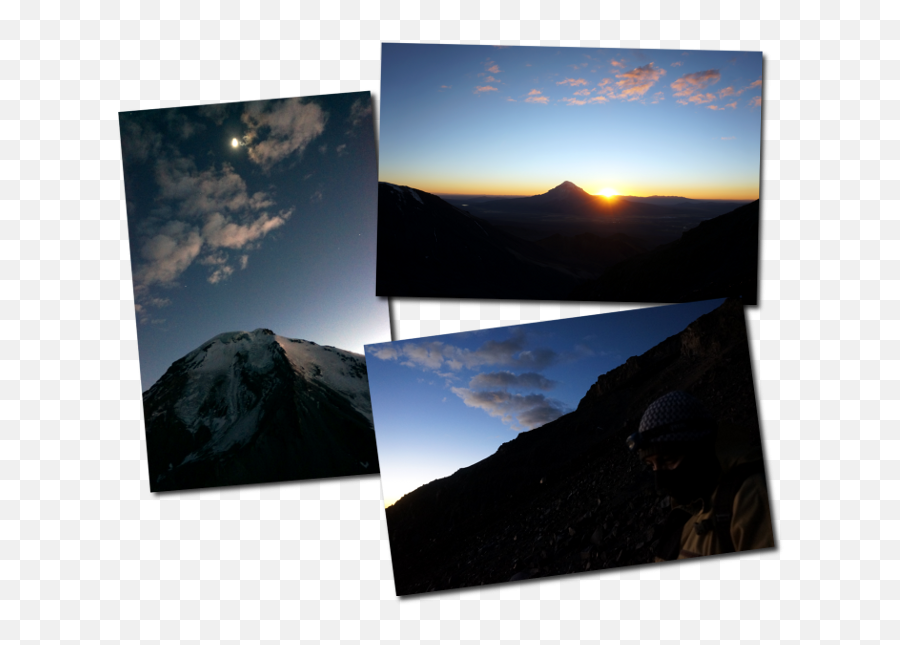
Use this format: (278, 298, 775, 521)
(626, 391, 716, 456)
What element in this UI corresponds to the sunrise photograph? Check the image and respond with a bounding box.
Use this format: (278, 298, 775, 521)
(120, 92, 389, 491)
(377, 44, 763, 304)
(365, 298, 773, 595)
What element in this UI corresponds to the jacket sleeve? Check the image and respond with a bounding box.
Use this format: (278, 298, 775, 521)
(730, 473, 775, 551)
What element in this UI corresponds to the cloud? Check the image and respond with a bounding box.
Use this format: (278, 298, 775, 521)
(749, 95, 762, 108)
(721, 136, 736, 140)
(689, 92, 717, 105)
(574, 89, 592, 96)
(483, 76, 499, 83)
(451, 388, 568, 431)
(474, 85, 499, 94)
(485, 63, 501, 74)
(310, 190, 323, 203)
(610, 59, 625, 68)
(588, 96, 608, 104)
(651, 91, 665, 103)
(671, 61, 683, 67)
(614, 63, 666, 100)
(201, 209, 291, 250)
(439, 85, 451, 91)
(561, 97, 587, 106)
(134, 220, 203, 287)
(198, 103, 229, 125)
(525, 90, 549, 104)
(348, 98, 372, 128)
(240, 98, 327, 170)
(726, 101, 737, 109)
(369, 332, 561, 373)
(155, 159, 273, 218)
(671, 69, 721, 98)
(468, 371, 557, 391)
(119, 117, 163, 166)
(336, 144, 348, 156)
(719, 86, 735, 98)
(707, 105, 720, 110)
(557, 78, 588, 86)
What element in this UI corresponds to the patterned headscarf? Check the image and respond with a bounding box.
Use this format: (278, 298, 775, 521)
(626, 391, 716, 455)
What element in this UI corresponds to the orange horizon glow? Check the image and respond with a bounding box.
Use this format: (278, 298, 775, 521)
(382, 176, 760, 201)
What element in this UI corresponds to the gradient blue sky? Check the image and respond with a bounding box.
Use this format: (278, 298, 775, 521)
(380, 44, 762, 199)
(120, 92, 390, 389)
(365, 299, 725, 507)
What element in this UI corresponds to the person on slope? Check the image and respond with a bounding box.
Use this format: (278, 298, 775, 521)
(627, 390, 775, 560)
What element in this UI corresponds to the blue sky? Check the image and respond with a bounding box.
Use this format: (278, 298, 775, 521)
(365, 299, 725, 507)
(379, 44, 762, 199)
(120, 92, 390, 389)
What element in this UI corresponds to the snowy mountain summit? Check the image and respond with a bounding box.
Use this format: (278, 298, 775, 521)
(142, 328, 379, 491)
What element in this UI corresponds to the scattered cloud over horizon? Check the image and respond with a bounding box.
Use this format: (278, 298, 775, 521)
(557, 77, 589, 86)
(613, 63, 666, 100)
(671, 69, 722, 104)
(468, 371, 557, 391)
(450, 387, 569, 431)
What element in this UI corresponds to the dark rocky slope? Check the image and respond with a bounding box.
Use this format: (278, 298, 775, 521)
(569, 200, 761, 305)
(384, 298, 765, 595)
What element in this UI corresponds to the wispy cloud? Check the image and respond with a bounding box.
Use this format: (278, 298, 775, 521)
(347, 98, 372, 128)
(561, 97, 588, 106)
(671, 69, 721, 99)
(610, 59, 626, 68)
(468, 371, 557, 391)
(688, 92, 717, 105)
(474, 85, 499, 94)
(450, 388, 568, 431)
(726, 101, 737, 109)
(671, 61, 683, 67)
(525, 89, 549, 104)
(557, 78, 589, 86)
(241, 98, 327, 171)
(614, 63, 666, 100)
(574, 89, 592, 96)
(749, 95, 762, 108)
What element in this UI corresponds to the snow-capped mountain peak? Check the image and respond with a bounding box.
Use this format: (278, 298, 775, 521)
(142, 328, 379, 491)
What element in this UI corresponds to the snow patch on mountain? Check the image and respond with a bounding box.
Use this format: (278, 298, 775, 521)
(275, 335, 373, 423)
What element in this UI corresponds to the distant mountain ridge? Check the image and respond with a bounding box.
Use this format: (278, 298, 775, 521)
(143, 328, 379, 491)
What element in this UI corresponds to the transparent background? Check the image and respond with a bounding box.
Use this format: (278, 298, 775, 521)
(2, 1, 897, 642)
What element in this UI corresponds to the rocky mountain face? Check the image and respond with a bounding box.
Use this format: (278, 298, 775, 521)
(384, 298, 765, 595)
(143, 329, 379, 492)
(569, 200, 761, 305)
(376, 182, 586, 299)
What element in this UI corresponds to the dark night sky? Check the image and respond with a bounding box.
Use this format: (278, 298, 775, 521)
(120, 92, 390, 389)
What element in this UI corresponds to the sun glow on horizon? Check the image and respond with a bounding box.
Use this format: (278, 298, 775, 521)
(597, 187, 619, 198)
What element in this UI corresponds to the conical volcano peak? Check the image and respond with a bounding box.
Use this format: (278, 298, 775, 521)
(543, 181, 590, 199)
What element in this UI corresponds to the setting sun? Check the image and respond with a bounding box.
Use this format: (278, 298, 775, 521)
(598, 187, 619, 198)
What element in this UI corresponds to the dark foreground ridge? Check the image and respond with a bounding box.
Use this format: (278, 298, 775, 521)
(385, 298, 765, 595)
(377, 181, 760, 303)
(569, 200, 762, 305)
(143, 329, 379, 492)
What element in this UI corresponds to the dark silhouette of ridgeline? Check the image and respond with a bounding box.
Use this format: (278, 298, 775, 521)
(569, 200, 761, 305)
(384, 298, 764, 595)
(377, 181, 761, 304)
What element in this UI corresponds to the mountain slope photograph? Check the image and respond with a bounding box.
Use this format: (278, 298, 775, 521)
(119, 92, 390, 491)
(377, 44, 763, 304)
(364, 298, 772, 595)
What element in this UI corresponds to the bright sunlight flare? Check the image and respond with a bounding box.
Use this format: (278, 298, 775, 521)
(598, 187, 619, 198)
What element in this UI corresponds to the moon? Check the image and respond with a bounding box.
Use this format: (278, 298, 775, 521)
(231, 138, 239, 148)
